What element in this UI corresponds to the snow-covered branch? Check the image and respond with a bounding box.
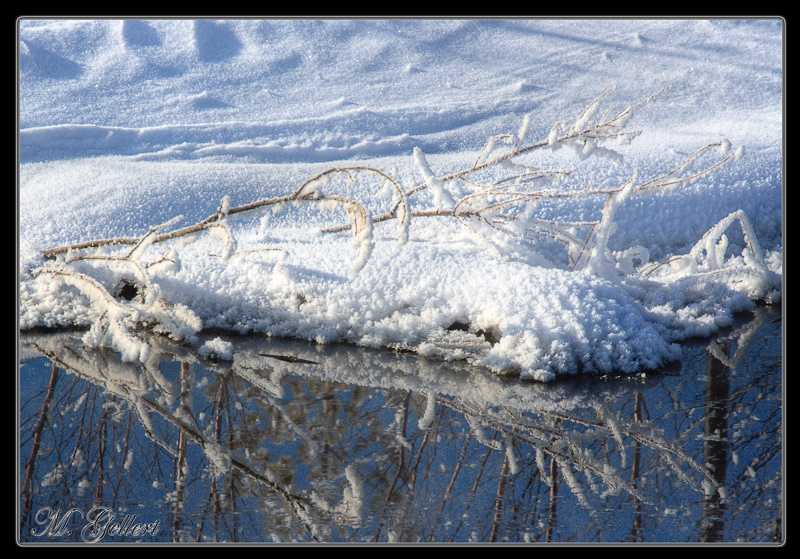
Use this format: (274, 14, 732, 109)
(33, 88, 778, 366)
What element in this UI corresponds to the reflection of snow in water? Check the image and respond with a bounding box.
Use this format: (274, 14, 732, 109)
(18, 305, 782, 542)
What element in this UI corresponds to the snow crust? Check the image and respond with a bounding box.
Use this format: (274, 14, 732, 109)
(18, 18, 783, 380)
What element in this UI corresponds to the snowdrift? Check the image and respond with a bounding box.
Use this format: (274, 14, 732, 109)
(18, 19, 783, 381)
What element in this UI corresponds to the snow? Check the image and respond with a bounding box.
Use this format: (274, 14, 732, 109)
(198, 336, 234, 361)
(18, 18, 783, 381)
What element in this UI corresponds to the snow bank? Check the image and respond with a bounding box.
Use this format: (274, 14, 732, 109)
(18, 18, 782, 380)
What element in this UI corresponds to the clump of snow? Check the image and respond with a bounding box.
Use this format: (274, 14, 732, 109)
(18, 18, 782, 381)
(198, 337, 234, 361)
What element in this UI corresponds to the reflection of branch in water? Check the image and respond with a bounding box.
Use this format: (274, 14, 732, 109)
(442, 430, 500, 541)
(438, 387, 724, 511)
(171, 362, 190, 542)
(137, 392, 321, 542)
(20, 364, 59, 535)
(195, 371, 228, 541)
(547, 429, 559, 543)
(439, 433, 472, 514)
(489, 451, 512, 542)
(25, 331, 696, 534)
(630, 392, 644, 543)
(701, 340, 730, 542)
(707, 307, 775, 369)
(257, 353, 319, 364)
(19, 307, 781, 543)
(94, 396, 111, 508)
(440, 396, 645, 503)
(28, 339, 324, 542)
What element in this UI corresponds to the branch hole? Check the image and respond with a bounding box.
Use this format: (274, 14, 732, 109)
(116, 278, 142, 302)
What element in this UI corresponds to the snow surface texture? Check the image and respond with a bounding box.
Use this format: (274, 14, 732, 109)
(18, 19, 783, 381)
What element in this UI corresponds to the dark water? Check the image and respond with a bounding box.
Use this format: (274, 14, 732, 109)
(17, 305, 783, 544)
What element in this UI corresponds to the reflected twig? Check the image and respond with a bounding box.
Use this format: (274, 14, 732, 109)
(19, 364, 59, 536)
(19, 308, 781, 543)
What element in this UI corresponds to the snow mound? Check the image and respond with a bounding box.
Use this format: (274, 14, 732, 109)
(18, 19, 782, 380)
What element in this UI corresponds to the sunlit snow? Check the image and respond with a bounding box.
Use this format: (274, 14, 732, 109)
(18, 18, 782, 381)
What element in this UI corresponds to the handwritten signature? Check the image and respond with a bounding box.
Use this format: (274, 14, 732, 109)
(30, 506, 161, 543)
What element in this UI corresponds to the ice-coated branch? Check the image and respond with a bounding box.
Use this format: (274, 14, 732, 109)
(314, 88, 743, 274)
(35, 217, 204, 361)
(37, 88, 717, 270)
